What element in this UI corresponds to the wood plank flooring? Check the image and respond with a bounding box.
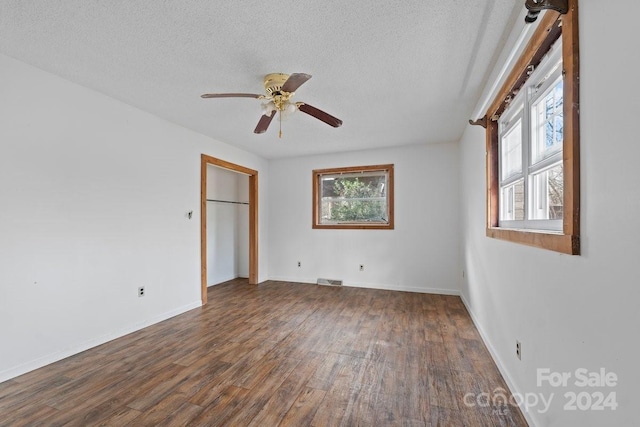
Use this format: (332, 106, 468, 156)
(0, 279, 528, 426)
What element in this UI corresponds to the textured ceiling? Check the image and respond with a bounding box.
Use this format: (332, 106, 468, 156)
(0, 1, 521, 159)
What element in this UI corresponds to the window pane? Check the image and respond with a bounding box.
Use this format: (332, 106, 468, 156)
(501, 120, 522, 180)
(532, 78, 563, 164)
(320, 173, 388, 223)
(500, 179, 525, 221)
(529, 163, 563, 220)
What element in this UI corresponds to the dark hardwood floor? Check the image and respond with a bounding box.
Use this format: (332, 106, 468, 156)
(0, 279, 528, 426)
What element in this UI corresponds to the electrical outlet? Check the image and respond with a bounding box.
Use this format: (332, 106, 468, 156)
(359, 264, 364, 271)
(138, 286, 145, 297)
(297, 261, 301, 268)
(516, 340, 522, 360)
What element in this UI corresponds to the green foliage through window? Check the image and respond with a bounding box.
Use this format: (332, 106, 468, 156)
(323, 176, 387, 223)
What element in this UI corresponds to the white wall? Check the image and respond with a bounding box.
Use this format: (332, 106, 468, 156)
(268, 143, 460, 294)
(206, 166, 249, 285)
(459, 3, 639, 426)
(0, 54, 269, 382)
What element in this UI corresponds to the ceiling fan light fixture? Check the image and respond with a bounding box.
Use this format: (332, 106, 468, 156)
(279, 102, 298, 121)
(261, 101, 276, 116)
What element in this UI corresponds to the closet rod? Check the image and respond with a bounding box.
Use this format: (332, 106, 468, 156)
(206, 199, 249, 205)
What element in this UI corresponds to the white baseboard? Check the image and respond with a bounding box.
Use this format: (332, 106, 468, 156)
(0, 300, 202, 383)
(460, 294, 538, 427)
(268, 276, 460, 296)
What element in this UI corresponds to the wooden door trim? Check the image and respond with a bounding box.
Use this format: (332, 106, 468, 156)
(201, 154, 259, 305)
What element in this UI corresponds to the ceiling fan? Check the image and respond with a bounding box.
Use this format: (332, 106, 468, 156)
(201, 73, 343, 138)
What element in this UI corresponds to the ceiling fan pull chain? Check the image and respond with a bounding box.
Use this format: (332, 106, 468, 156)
(279, 111, 283, 138)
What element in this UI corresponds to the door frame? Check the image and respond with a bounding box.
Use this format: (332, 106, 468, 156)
(201, 154, 258, 305)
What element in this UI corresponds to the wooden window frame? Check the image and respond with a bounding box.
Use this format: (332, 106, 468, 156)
(485, 2, 580, 255)
(312, 164, 394, 230)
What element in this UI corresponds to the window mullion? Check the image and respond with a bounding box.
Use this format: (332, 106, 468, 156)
(530, 153, 563, 174)
(501, 174, 524, 187)
(523, 87, 532, 222)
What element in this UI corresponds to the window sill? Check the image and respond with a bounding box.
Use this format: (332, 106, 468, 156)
(313, 223, 394, 230)
(486, 227, 579, 255)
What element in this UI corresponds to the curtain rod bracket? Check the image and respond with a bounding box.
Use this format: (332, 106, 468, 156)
(524, 0, 568, 24)
(469, 116, 488, 128)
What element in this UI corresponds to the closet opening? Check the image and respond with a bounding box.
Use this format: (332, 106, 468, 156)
(200, 154, 258, 305)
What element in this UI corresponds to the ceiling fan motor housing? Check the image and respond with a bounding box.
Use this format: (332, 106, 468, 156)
(264, 73, 290, 96)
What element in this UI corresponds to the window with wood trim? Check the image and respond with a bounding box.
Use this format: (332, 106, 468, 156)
(499, 39, 563, 231)
(484, 3, 579, 255)
(312, 164, 394, 229)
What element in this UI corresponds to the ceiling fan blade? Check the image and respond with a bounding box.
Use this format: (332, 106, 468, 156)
(281, 73, 312, 93)
(298, 103, 343, 128)
(254, 111, 276, 134)
(201, 93, 263, 99)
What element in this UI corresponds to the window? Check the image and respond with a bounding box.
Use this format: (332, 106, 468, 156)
(312, 164, 394, 229)
(498, 41, 563, 231)
(484, 3, 580, 255)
